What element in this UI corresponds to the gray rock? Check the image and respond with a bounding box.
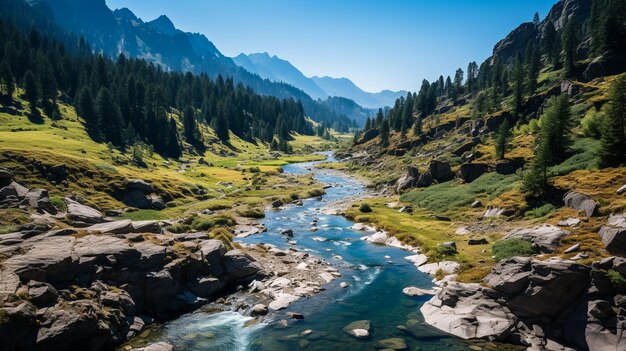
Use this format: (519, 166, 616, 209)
(131, 220, 163, 234)
(148, 194, 166, 210)
(132, 342, 174, 351)
(222, 250, 262, 280)
(27, 280, 58, 306)
(22, 189, 55, 213)
(251, 304, 268, 316)
(468, 238, 488, 245)
(376, 338, 407, 350)
(503, 224, 569, 252)
(563, 191, 597, 217)
(36, 300, 99, 348)
(271, 200, 283, 208)
(457, 163, 489, 183)
(395, 166, 421, 193)
(123, 189, 151, 209)
(65, 198, 103, 224)
(343, 320, 370, 338)
(558, 218, 581, 227)
(471, 200, 482, 208)
(416, 172, 433, 188)
(484, 257, 532, 294)
(495, 159, 523, 175)
(563, 243, 581, 253)
(187, 276, 224, 297)
(599, 214, 626, 255)
(126, 179, 154, 194)
(617, 184, 626, 195)
(85, 220, 134, 234)
(1, 181, 28, 198)
(428, 160, 454, 182)
(0, 168, 13, 180)
(421, 282, 517, 340)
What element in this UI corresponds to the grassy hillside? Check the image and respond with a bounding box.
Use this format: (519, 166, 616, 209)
(0, 92, 344, 231)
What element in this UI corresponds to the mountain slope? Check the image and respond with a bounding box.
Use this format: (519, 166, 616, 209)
(31, 0, 354, 130)
(233, 52, 329, 100)
(312, 76, 407, 109)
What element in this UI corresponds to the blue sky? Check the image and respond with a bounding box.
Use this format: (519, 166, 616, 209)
(106, 0, 556, 93)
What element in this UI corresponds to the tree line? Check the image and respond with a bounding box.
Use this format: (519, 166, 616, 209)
(355, 0, 625, 194)
(0, 19, 323, 158)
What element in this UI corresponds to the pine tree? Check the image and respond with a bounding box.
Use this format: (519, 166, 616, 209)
(561, 19, 579, 76)
(183, 105, 201, 148)
(167, 117, 182, 159)
(523, 95, 573, 194)
(0, 61, 15, 100)
(23, 69, 39, 113)
(380, 119, 390, 147)
(542, 21, 558, 66)
(412, 117, 422, 136)
(95, 87, 123, 146)
(599, 74, 626, 167)
(495, 119, 511, 159)
(527, 41, 541, 95)
(213, 112, 230, 142)
(513, 58, 524, 116)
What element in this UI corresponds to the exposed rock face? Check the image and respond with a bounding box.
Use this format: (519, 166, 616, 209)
(421, 282, 517, 340)
(564, 191, 597, 217)
(64, 198, 104, 225)
(599, 213, 626, 254)
(422, 256, 626, 350)
(428, 160, 454, 182)
(122, 179, 165, 210)
(0, 232, 263, 350)
(503, 224, 569, 252)
(495, 158, 524, 175)
(457, 163, 489, 183)
(395, 166, 421, 193)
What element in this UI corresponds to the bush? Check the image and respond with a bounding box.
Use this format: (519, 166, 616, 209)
(209, 228, 234, 250)
(49, 196, 67, 212)
(524, 204, 555, 219)
(435, 245, 457, 257)
(191, 215, 234, 231)
(580, 109, 603, 139)
(492, 238, 536, 262)
(359, 203, 372, 213)
(307, 189, 325, 197)
(249, 166, 261, 173)
(237, 207, 265, 219)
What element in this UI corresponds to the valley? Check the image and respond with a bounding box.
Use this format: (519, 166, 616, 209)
(1, 0, 626, 351)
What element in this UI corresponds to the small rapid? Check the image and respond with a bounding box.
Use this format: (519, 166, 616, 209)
(141, 152, 470, 350)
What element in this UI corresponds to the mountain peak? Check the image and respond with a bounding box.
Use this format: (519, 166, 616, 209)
(148, 15, 177, 36)
(113, 7, 141, 23)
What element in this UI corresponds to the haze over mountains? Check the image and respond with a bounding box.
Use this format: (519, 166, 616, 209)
(25, 0, 403, 127)
(233, 52, 407, 108)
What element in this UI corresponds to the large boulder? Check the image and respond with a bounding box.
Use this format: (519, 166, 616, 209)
(503, 224, 569, 252)
(428, 160, 454, 182)
(222, 250, 262, 281)
(564, 191, 597, 217)
(599, 214, 626, 255)
(457, 163, 489, 183)
(484, 257, 532, 295)
(420, 282, 517, 340)
(64, 198, 103, 224)
(503, 258, 590, 318)
(495, 158, 524, 175)
(22, 189, 56, 213)
(125, 179, 154, 194)
(85, 220, 134, 234)
(395, 166, 421, 193)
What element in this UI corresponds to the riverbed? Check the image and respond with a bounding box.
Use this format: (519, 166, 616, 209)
(138, 153, 471, 350)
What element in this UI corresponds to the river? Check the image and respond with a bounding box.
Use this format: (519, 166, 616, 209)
(138, 153, 471, 351)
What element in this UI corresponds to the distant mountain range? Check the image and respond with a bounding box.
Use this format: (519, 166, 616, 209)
(233, 52, 407, 109)
(28, 0, 358, 128)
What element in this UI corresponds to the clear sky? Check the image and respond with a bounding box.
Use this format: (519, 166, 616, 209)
(105, 0, 557, 93)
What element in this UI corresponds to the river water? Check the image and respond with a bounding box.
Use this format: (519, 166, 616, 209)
(141, 153, 471, 351)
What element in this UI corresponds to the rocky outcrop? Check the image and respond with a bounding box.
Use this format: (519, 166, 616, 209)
(421, 282, 517, 340)
(421, 257, 626, 350)
(503, 224, 569, 252)
(457, 163, 489, 183)
(0, 231, 263, 350)
(495, 158, 524, 175)
(428, 160, 454, 183)
(564, 191, 597, 217)
(64, 198, 104, 226)
(599, 213, 626, 254)
(122, 179, 165, 210)
(395, 166, 420, 193)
